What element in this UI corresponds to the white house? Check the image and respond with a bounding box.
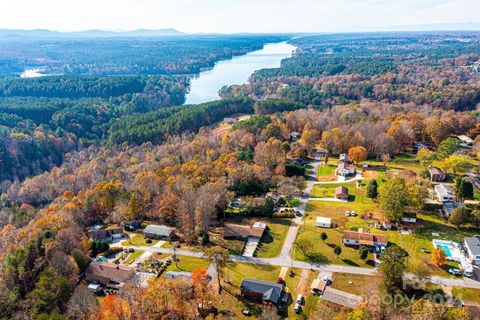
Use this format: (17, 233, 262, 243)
(464, 237, 480, 265)
(316, 217, 332, 228)
(434, 184, 454, 202)
(339, 153, 349, 163)
(337, 162, 355, 177)
(402, 213, 417, 223)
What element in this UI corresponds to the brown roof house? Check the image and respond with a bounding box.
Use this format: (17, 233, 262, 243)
(335, 186, 349, 200)
(343, 230, 388, 248)
(428, 167, 446, 182)
(91, 225, 124, 242)
(85, 261, 134, 288)
(223, 222, 266, 240)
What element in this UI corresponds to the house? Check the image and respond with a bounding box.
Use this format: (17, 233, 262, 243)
(316, 217, 332, 228)
(458, 135, 473, 147)
(290, 131, 301, 140)
(337, 162, 355, 177)
(240, 278, 284, 305)
(464, 236, 480, 265)
(143, 224, 175, 240)
(434, 184, 454, 202)
(91, 225, 124, 242)
(310, 278, 328, 295)
(223, 223, 266, 240)
(413, 142, 429, 152)
(321, 288, 363, 309)
(335, 186, 349, 200)
(85, 262, 134, 288)
(339, 153, 349, 163)
(442, 202, 466, 219)
(402, 213, 417, 223)
(428, 167, 446, 182)
(266, 192, 281, 205)
(165, 271, 192, 281)
(224, 117, 237, 125)
(343, 230, 388, 248)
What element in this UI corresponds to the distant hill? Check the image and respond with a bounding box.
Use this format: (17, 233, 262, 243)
(0, 28, 185, 39)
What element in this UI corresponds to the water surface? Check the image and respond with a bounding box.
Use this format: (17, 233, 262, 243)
(185, 41, 296, 104)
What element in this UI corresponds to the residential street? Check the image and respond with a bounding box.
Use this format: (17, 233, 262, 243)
(120, 155, 480, 290)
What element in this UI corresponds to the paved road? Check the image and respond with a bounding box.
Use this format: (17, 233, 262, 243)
(278, 156, 321, 260)
(118, 156, 480, 290)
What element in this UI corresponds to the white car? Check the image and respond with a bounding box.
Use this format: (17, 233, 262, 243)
(345, 211, 350, 217)
(296, 294, 303, 304)
(294, 303, 301, 313)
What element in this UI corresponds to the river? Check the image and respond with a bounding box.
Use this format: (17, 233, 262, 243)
(184, 41, 296, 105)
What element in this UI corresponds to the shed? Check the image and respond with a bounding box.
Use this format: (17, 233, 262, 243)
(316, 217, 332, 228)
(321, 288, 363, 309)
(310, 278, 328, 295)
(335, 186, 349, 200)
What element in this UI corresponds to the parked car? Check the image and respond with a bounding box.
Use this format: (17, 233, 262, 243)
(296, 294, 303, 304)
(449, 268, 462, 276)
(351, 211, 357, 216)
(295, 211, 303, 217)
(277, 277, 283, 284)
(294, 303, 301, 314)
(345, 211, 350, 217)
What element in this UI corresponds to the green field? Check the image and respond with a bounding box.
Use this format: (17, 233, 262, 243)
(123, 250, 144, 264)
(256, 219, 291, 258)
(121, 234, 158, 247)
(165, 256, 211, 273)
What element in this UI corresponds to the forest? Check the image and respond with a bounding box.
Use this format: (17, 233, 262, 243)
(0, 35, 288, 76)
(0, 32, 479, 319)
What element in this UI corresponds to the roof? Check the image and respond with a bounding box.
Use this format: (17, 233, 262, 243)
(143, 224, 175, 237)
(85, 262, 134, 283)
(465, 237, 480, 256)
(403, 213, 417, 219)
(316, 217, 332, 224)
(428, 167, 444, 175)
(435, 184, 453, 198)
(335, 186, 349, 195)
(240, 278, 283, 304)
(458, 135, 473, 143)
(322, 288, 363, 309)
(310, 279, 328, 292)
(338, 162, 353, 170)
(165, 271, 192, 281)
(224, 223, 265, 238)
(266, 192, 281, 202)
(252, 222, 267, 229)
(343, 231, 387, 245)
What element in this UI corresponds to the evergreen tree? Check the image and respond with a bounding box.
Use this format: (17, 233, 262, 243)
(367, 180, 378, 199)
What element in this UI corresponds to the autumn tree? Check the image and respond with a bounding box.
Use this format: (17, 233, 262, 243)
(348, 146, 368, 165)
(379, 177, 409, 222)
(431, 248, 447, 267)
(378, 245, 408, 294)
(416, 148, 435, 170)
(204, 246, 229, 293)
(300, 122, 319, 156)
(449, 206, 470, 228)
(126, 191, 143, 221)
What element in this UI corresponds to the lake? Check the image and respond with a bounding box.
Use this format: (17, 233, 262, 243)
(184, 41, 296, 105)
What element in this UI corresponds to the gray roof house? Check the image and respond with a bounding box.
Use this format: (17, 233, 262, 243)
(240, 278, 283, 305)
(165, 271, 192, 281)
(143, 224, 175, 239)
(464, 236, 480, 265)
(434, 184, 454, 202)
(321, 288, 363, 309)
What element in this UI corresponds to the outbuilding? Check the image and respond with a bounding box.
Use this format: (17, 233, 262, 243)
(143, 224, 175, 240)
(316, 217, 332, 228)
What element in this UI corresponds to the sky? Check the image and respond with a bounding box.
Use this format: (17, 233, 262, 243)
(0, 0, 479, 33)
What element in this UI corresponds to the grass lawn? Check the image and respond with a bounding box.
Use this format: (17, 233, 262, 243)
(123, 250, 144, 265)
(209, 218, 291, 257)
(256, 219, 291, 258)
(165, 256, 210, 273)
(121, 234, 158, 247)
(317, 162, 337, 182)
(452, 287, 480, 303)
(312, 181, 357, 198)
(224, 262, 281, 289)
(331, 273, 380, 296)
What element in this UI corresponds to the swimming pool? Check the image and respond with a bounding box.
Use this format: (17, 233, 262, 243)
(436, 244, 453, 257)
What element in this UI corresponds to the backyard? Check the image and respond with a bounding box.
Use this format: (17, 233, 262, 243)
(121, 234, 158, 247)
